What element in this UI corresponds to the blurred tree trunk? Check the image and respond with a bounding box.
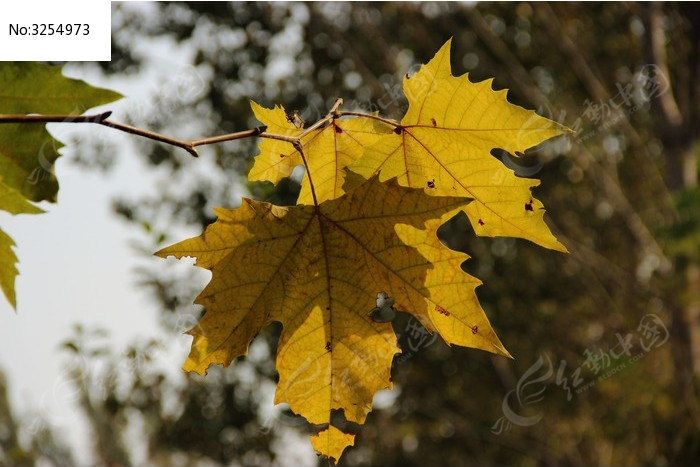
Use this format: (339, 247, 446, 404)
(642, 1, 700, 457)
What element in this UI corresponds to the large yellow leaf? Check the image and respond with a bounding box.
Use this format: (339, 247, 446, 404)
(246, 102, 303, 186)
(349, 39, 568, 251)
(156, 177, 507, 459)
(247, 101, 390, 204)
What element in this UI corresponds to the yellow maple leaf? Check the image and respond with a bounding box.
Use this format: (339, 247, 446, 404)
(156, 177, 507, 459)
(349, 39, 569, 251)
(247, 101, 390, 205)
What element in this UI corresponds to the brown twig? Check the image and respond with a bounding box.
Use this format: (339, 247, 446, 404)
(297, 98, 345, 139)
(191, 126, 266, 147)
(0, 111, 113, 123)
(0, 112, 304, 158)
(0, 112, 200, 157)
(0, 101, 402, 177)
(99, 118, 200, 158)
(0, 100, 400, 160)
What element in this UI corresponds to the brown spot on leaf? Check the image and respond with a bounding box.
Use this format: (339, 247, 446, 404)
(525, 199, 534, 212)
(280, 153, 286, 158)
(478, 219, 485, 226)
(334, 124, 343, 134)
(325, 341, 332, 351)
(405, 73, 410, 80)
(435, 305, 450, 316)
(471, 325, 478, 334)
(430, 118, 437, 127)
(393, 127, 403, 135)
(427, 179, 435, 188)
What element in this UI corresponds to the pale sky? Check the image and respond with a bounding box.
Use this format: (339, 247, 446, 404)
(0, 65, 193, 464)
(0, 16, 214, 463)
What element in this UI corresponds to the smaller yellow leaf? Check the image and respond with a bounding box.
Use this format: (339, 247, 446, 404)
(296, 116, 390, 205)
(310, 426, 355, 465)
(248, 101, 391, 204)
(248, 101, 304, 185)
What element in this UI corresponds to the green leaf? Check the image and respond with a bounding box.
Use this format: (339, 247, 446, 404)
(0, 62, 122, 308)
(0, 229, 18, 308)
(0, 181, 42, 309)
(0, 181, 43, 215)
(0, 62, 122, 202)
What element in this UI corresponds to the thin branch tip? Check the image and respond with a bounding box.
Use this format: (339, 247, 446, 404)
(329, 98, 344, 116)
(185, 146, 199, 158)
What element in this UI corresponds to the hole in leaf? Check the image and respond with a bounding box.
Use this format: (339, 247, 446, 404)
(491, 148, 543, 177)
(368, 291, 396, 322)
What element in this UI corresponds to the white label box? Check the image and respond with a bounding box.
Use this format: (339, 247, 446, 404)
(0, 0, 110, 61)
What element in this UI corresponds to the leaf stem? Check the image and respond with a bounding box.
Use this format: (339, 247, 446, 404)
(335, 111, 401, 128)
(328, 98, 344, 116)
(191, 126, 266, 147)
(258, 132, 300, 144)
(298, 98, 344, 139)
(293, 141, 319, 206)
